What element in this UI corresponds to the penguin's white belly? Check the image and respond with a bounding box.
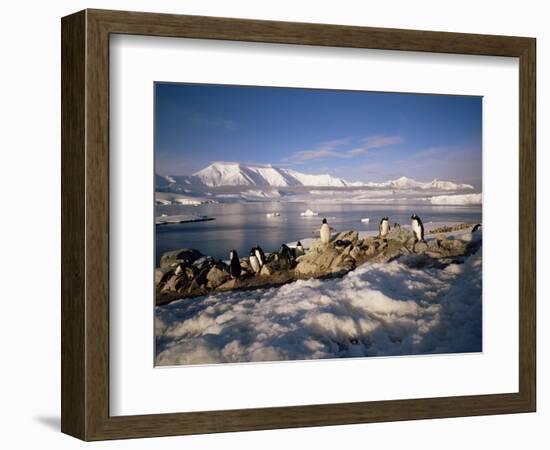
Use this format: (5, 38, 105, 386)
(320, 224, 331, 244)
(254, 249, 264, 266)
(412, 221, 422, 239)
(295, 247, 304, 257)
(380, 221, 389, 236)
(249, 255, 260, 273)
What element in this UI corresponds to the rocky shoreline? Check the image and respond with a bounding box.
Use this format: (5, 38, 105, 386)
(155, 222, 481, 306)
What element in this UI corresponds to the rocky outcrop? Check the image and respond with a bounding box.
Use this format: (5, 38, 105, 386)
(159, 248, 203, 269)
(206, 265, 231, 289)
(156, 224, 481, 305)
(294, 241, 355, 276)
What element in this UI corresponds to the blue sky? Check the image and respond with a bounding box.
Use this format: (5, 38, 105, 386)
(155, 83, 482, 188)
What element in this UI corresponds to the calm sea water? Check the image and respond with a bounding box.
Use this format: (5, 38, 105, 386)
(155, 202, 482, 266)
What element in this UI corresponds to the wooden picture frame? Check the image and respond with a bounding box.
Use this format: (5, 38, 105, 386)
(61, 9, 536, 441)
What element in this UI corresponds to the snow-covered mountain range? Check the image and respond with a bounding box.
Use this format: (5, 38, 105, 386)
(364, 176, 474, 191)
(193, 162, 355, 187)
(157, 162, 474, 191)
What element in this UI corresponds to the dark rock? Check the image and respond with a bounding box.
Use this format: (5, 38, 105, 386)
(184, 266, 198, 279)
(160, 248, 203, 269)
(192, 256, 215, 271)
(334, 239, 352, 249)
(194, 267, 210, 288)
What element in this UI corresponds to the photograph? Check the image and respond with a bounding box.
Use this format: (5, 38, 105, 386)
(154, 83, 483, 366)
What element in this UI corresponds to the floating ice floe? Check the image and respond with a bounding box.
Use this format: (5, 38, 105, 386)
(155, 214, 214, 225)
(360, 217, 370, 223)
(266, 212, 281, 218)
(300, 209, 319, 217)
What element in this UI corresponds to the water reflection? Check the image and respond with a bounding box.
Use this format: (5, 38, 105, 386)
(155, 202, 482, 265)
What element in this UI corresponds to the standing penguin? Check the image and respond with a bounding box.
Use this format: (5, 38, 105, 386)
(472, 223, 482, 233)
(379, 217, 390, 238)
(320, 218, 331, 244)
(249, 248, 261, 274)
(229, 249, 241, 279)
(411, 214, 425, 242)
(254, 246, 267, 268)
(295, 241, 305, 257)
(279, 244, 294, 270)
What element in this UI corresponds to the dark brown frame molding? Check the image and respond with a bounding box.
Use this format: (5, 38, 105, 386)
(61, 9, 536, 441)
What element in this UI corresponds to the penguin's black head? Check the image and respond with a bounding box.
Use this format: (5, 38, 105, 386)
(411, 214, 416, 220)
(297, 241, 302, 246)
(322, 218, 327, 224)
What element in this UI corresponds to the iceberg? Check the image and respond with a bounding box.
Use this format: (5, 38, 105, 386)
(300, 209, 319, 217)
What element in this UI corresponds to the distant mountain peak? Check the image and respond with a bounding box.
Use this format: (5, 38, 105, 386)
(158, 162, 473, 191)
(193, 161, 349, 187)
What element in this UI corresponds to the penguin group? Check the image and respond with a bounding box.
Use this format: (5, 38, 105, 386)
(319, 215, 426, 243)
(228, 214, 429, 279)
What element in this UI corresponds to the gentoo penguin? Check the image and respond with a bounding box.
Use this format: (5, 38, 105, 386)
(249, 248, 261, 273)
(295, 241, 305, 257)
(379, 217, 390, 238)
(320, 218, 331, 244)
(254, 246, 267, 268)
(229, 249, 241, 279)
(411, 214, 425, 242)
(472, 223, 482, 233)
(279, 244, 294, 270)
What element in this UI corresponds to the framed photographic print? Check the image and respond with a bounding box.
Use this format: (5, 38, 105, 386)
(61, 9, 536, 440)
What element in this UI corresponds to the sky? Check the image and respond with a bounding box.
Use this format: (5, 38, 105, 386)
(155, 83, 482, 189)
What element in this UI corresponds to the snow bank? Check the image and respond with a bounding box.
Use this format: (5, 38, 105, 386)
(430, 193, 482, 205)
(156, 243, 482, 365)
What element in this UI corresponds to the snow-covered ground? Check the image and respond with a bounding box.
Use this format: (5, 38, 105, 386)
(156, 230, 482, 366)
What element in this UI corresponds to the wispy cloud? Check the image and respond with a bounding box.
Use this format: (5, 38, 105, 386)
(287, 135, 403, 162)
(362, 135, 404, 149)
(184, 111, 239, 130)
